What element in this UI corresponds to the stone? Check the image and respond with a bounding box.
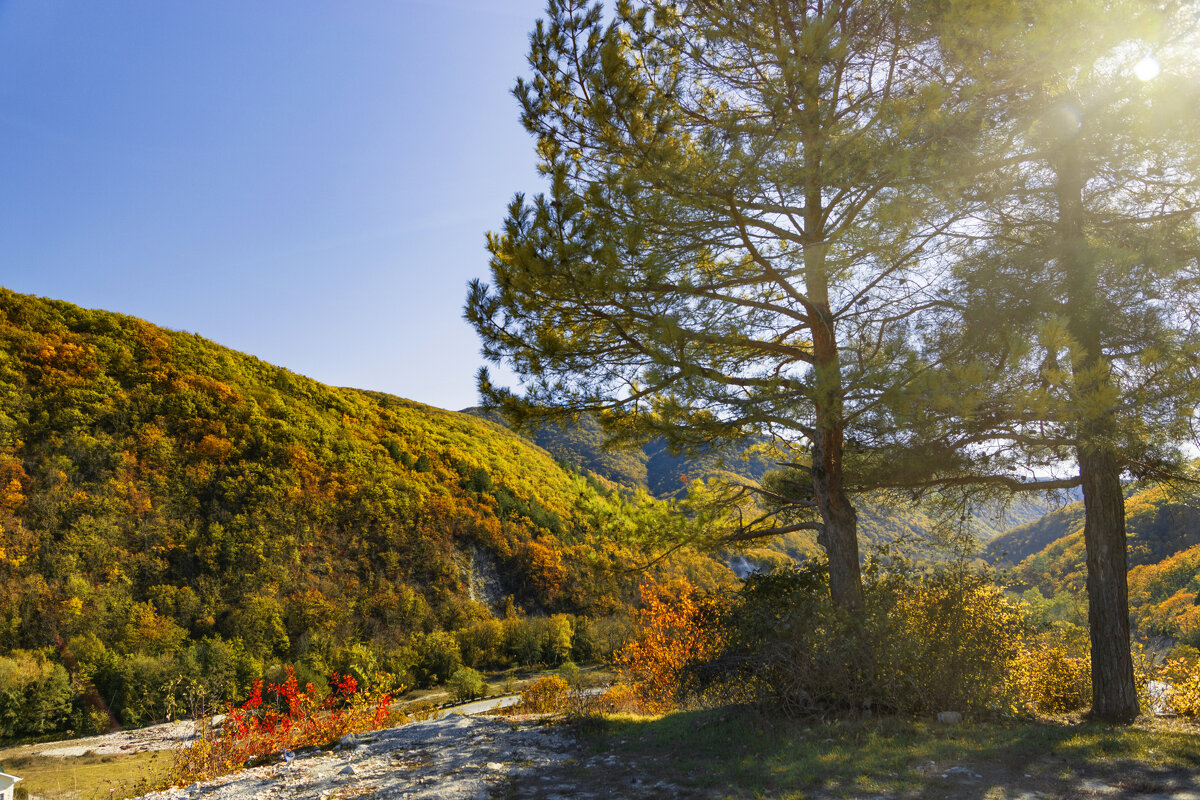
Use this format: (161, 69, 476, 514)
(936, 711, 963, 725)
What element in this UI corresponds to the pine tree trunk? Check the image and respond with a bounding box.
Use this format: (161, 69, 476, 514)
(800, 69, 863, 612)
(809, 290, 863, 611)
(1078, 444, 1138, 722)
(1056, 123, 1139, 723)
(812, 445, 863, 610)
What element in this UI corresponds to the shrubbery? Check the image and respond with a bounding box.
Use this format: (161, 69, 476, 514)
(447, 667, 488, 702)
(607, 561, 1043, 718)
(0, 649, 72, 738)
(1009, 641, 1090, 713)
(519, 675, 571, 713)
(614, 580, 728, 714)
(170, 666, 394, 783)
(702, 560, 1027, 716)
(605, 561, 1200, 722)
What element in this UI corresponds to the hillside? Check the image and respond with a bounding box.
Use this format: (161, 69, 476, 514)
(469, 410, 1057, 561)
(461, 408, 772, 498)
(0, 288, 732, 735)
(985, 502, 1087, 567)
(996, 483, 1200, 583)
(992, 478, 1200, 642)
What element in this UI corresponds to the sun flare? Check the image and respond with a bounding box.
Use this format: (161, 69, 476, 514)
(1134, 54, 1161, 81)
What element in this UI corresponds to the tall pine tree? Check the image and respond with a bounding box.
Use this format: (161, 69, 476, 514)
(467, 0, 988, 608)
(908, 0, 1200, 722)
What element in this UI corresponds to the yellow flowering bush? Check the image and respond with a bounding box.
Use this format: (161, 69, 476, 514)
(519, 675, 571, 713)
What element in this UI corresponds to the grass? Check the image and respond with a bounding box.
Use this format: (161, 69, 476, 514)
(559, 709, 1200, 799)
(0, 748, 171, 800)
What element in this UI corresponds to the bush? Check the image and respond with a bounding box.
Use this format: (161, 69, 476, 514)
(614, 580, 728, 714)
(170, 666, 393, 783)
(415, 631, 462, 687)
(519, 675, 570, 713)
(678, 559, 1027, 717)
(447, 667, 488, 702)
(1010, 642, 1090, 714)
(0, 650, 72, 738)
(1157, 656, 1200, 717)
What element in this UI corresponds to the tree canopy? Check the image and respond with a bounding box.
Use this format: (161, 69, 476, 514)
(467, 0, 993, 607)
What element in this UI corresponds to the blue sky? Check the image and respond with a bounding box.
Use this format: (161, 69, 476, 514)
(0, 0, 547, 410)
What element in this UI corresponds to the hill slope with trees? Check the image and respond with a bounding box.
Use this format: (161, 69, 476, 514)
(995, 480, 1200, 644)
(0, 288, 732, 736)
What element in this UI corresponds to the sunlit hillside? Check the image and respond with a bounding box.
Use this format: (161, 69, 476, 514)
(0, 288, 732, 735)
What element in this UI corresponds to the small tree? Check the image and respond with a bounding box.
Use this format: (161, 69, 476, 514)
(447, 667, 488, 702)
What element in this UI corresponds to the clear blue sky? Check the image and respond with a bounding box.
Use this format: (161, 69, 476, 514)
(0, 0, 547, 410)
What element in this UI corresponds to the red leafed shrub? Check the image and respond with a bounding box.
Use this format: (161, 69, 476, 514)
(170, 666, 395, 783)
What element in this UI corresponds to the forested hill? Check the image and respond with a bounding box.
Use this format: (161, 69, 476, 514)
(988, 482, 1200, 571)
(996, 480, 1200, 645)
(461, 408, 773, 498)
(0, 288, 732, 733)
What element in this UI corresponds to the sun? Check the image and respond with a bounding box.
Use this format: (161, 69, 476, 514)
(1133, 55, 1161, 82)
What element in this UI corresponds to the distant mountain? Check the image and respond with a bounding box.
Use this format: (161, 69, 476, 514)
(461, 407, 772, 498)
(985, 502, 1087, 567)
(989, 482, 1200, 575)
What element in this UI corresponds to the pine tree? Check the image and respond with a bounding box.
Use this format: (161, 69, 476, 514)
(911, 0, 1200, 722)
(467, 0, 987, 608)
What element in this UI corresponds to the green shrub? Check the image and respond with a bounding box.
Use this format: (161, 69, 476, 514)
(457, 619, 506, 669)
(415, 631, 462, 687)
(700, 559, 1027, 716)
(0, 649, 73, 738)
(447, 667, 488, 702)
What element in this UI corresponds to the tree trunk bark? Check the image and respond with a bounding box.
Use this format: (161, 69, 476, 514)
(800, 63, 863, 612)
(1077, 444, 1138, 722)
(1056, 123, 1139, 723)
(812, 443, 863, 610)
(809, 286, 863, 611)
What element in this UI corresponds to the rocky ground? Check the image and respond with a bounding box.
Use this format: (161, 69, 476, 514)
(125, 712, 1200, 800)
(10, 703, 1200, 799)
(131, 713, 695, 800)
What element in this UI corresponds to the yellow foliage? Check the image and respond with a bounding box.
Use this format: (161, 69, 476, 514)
(1157, 657, 1200, 717)
(520, 675, 571, 713)
(1010, 642, 1090, 714)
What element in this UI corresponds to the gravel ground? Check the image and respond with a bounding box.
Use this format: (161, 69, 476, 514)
(36, 719, 202, 758)
(133, 713, 582, 800)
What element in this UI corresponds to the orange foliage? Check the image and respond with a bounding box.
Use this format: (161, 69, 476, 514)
(614, 579, 727, 714)
(1129, 544, 1200, 644)
(514, 538, 567, 600)
(196, 434, 234, 462)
